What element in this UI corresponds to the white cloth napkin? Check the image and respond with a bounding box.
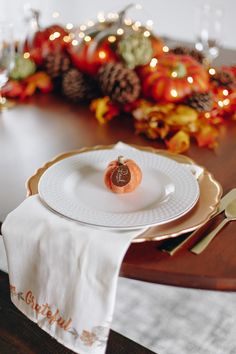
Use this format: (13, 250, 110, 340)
(115, 142, 203, 180)
(1, 142, 203, 354)
(0, 237, 8, 273)
(2, 195, 142, 354)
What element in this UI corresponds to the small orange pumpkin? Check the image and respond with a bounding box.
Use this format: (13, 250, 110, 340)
(104, 156, 142, 193)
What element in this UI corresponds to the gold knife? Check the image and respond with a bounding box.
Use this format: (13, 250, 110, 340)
(160, 188, 236, 256)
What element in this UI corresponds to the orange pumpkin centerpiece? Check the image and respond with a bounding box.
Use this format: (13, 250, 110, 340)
(104, 156, 142, 193)
(139, 53, 209, 103)
(67, 4, 164, 76)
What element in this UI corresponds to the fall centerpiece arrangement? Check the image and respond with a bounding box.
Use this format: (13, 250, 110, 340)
(3, 5, 236, 153)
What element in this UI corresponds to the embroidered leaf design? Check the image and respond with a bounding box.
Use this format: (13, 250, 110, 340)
(97, 338, 107, 347)
(92, 326, 109, 347)
(10, 286, 17, 296)
(17, 292, 25, 301)
(80, 330, 97, 346)
(69, 327, 79, 339)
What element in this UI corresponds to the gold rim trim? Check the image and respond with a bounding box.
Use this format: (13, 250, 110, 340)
(26, 144, 222, 242)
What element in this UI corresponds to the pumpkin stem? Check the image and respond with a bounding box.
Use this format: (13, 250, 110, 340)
(118, 155, 125, 165)
(171, 63, 187, 78)
(118, 4, 135, 24)
(28, 8, 41, 31)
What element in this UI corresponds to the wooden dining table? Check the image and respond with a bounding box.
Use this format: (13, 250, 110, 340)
(0, 45, 236, 354)
(0, 45, 236, 294)
(1, 93, 236, 291)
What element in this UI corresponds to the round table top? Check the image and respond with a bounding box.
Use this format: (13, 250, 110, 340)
(1, 46, 236, 291)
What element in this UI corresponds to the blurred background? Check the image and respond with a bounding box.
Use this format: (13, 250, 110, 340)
(0, 0, 235, 50)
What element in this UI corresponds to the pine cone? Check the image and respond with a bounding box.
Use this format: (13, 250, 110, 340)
(44, 51, 71, 79)
(171, 46, 190, 56)
(210, 70, 235, 89)
(62, 68, 99, 102)
(189, 49, 205, 65)
(185, 92, 214, 112)
(98, 62, 141, 104)
(170, 46, 205, 64)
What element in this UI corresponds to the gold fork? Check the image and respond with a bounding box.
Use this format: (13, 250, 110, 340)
(190, 197, 236, 254)
(160, 189, 236, 255)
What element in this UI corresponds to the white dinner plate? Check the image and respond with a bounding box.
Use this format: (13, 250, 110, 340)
(38, 148, 200, 229)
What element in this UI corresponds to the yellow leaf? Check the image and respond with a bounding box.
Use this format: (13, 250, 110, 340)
(166, 105, 198, 126)
(166, 130, 190, 153)
(90, 97, 110, 124)
(90, 96, 119, 124)
(195, 125, 219, 149)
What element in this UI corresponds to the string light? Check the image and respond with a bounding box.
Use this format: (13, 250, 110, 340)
(171, 71, 178, 78)
(72, 39, 79, 46)
(150, 58, 158, 67)
(54, 32, 61, 39)
(98, 51, 106, 59)
(66, 23, 73, 30)
(146, 20, 153, 28)
(195, 43, 203, 51)
(49, 32, 61, 41)
(107, 12, 118, 20)
(124, 18, 132, 26)
(97, 12, 105, 22)
(223, 89, 229, 96)
(223, 98, 230, 106)
(23, 52, 30, 59)
(78, 32, 85, 38)
(134, 21, 141, 28)
(52, 11, 60, 18)
(87, 20, 94, 27)
(205, 112, 211, 118)
(187, 76, 193, 84)
(162, 46, 169, 53)
(132, 23, 139, 31)
(143, 30, 150, 37)
(80, 25, 87, 31)
(170, 89, 178, 97)
(108, 35, 116, 43)
(63, 35, 71, 43)
(209, 68, 216, 75)
(69, 32, 75, 39)
(117, 28, 124, 35)
(84, 35, 91, 42)
(217, 98, 230, 107)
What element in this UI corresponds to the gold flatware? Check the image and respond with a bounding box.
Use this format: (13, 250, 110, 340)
(191, 197, 236, 254)
(161, 188, 236, 255)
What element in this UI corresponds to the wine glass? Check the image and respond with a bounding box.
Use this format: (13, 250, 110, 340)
(194, 1, 224, 64)
(0, 23, 15, 110)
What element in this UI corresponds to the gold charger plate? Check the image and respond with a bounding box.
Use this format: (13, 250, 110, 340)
(26, 144, 222, 242)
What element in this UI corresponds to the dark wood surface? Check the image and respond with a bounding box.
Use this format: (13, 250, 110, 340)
(0, 271, 156, 354)
(1, 93, 236, 291)
(0, 47, 236, 291)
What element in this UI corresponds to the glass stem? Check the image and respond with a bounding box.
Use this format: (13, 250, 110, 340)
(0, 87, 6, 105)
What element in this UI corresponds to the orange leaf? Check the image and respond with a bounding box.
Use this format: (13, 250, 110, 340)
(2, 80, 24, 98)
(195, 125, 219, 149)
(18, 82, 37, 100)
(90, 96, 119, 124)
(24, 72, 53, 93)
(166, 130, 190, 153)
